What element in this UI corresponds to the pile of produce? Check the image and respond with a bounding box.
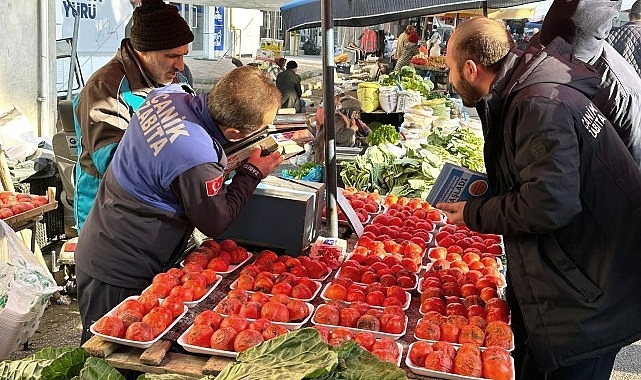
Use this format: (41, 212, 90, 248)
(378, 66, 434, 98)
(408, 55, 447, 70)
(339, 126, 484, 198)
(365, 124, 401, 146)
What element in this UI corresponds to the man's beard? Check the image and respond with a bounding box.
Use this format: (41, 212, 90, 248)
(453, 77, 483, 108)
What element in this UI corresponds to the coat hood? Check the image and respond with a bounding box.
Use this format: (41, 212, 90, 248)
(494, 37, 601, 102)
(540, 0, 621, 63)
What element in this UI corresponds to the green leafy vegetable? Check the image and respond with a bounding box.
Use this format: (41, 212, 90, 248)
(366, 125, 401, 146)
(213, 328, 338, 380)
(315, 341, 407, 380)
(0, 347, 124, 380)
(283, 162, 322, 180)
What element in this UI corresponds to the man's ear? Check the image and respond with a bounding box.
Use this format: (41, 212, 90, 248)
(223, 128, 246, 141)
(464, 59, 479, 82)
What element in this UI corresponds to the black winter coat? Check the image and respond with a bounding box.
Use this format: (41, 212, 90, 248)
(276, 69, 303, 112)
(463, 38, 641, 369)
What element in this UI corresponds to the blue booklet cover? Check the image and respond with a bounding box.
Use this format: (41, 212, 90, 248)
(426, 162, 492, 204)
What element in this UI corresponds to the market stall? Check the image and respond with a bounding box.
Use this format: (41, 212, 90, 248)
(77, 179, 511, 379)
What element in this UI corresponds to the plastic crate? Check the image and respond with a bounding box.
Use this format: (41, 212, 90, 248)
(24, 174, 66, 241)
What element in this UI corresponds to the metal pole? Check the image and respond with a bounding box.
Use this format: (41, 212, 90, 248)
(66, 0, 80, 101)
(321, 0, 338, 238)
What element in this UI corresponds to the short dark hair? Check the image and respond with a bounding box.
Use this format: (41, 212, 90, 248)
(286, 61, 298, 69)
(451, 17, 514, 75)
(208, 66, 281, 134)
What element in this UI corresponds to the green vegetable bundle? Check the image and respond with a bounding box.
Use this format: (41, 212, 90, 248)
(0, 347, 125, 380)
(365, 124, 400, 146)
(212, 328, 406, 380)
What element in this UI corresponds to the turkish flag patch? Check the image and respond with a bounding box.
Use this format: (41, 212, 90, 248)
(205, 176, 224, 196)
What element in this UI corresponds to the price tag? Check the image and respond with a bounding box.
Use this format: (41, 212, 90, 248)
(336, 190, 364, 237)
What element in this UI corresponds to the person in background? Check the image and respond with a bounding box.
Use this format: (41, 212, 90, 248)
(276, 60, 306, 113)
(267, 57, 287, 81)
(395, 31, 420, 71)
(314, 96, 370, 163)
(391, 24, 416, 68)
(314, 86, 345, 136)
(75, 66, 283, 344)
(125, 0, 194, 87)
(608, 0, 641, 78)
(428, 26, 443, 57)
(438, 17, 641, 380)
(74, 0, 194, 232)
(532, 0, 641, 170)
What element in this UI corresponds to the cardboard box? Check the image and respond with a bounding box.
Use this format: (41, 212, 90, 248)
(218, 176, 325, 255)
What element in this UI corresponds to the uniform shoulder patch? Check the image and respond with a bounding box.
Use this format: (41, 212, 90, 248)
(205, 176, 224, 196)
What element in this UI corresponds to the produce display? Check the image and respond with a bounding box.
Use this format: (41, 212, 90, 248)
(378, 66, 434, 98)
(339, 125, 485, 198)
(76, 194, 516, 380)
(0, 191, 50, 219)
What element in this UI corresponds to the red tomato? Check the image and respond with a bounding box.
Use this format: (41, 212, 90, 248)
(193, 310, 224, 330)
(408, 340, 433, 367)
(186, 324, 214, 347)
(93, 315, 125, 338)
(353, 331, 376, 351)
(380, 314, 405, 334)
(160, 296, 184, 318)
(125, 322, 155, 342)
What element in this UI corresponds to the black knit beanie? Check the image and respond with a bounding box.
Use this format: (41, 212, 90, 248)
(130, 0, 194, 52)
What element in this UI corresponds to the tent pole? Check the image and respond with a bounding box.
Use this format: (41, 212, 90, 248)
(321, 0, 338, 238)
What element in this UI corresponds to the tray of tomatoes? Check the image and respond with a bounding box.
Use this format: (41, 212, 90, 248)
(320, 281, 411, 311)
(214, 291, 314, 331)
(230, 271, 322, 303)
(311, 302, 408, 341)
(144, 269, 223, 308)
(90, 295, 187, 349)
(413, 317, 515, 351)
(405, 340, 515, 380)
(177, 311, 290, 358)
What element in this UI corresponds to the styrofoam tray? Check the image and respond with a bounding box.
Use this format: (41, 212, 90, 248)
(405, 341, 515, 380)
(90, 296, 188, 349)
(311, 308, 407, 341)
(319, 282, 411, 311)
(216, 298, 314, 330)
(144, 274, 223, 308)
(177, 327, 238, 358)
(334, 265, 418, 291)
(229, 278, 322, 303)
(412, 321, 515, 351)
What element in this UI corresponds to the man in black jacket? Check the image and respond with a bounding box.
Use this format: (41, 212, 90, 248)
(276, 60, 306, 113)
(438, 17, 641, 380)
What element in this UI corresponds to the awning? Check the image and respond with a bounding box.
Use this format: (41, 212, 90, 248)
(192, 0, 288, 12)
(281, 0, 542, 31)
(432, 4, 537, 19)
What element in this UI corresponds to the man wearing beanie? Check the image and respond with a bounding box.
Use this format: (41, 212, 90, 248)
(608, 0, 641, 78)
(73, 0, 194, 232)
(276, 60, 306, 113)
(530, 0, 641, 171)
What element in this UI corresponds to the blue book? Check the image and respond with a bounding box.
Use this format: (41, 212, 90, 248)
(426, 162, 492, 204)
